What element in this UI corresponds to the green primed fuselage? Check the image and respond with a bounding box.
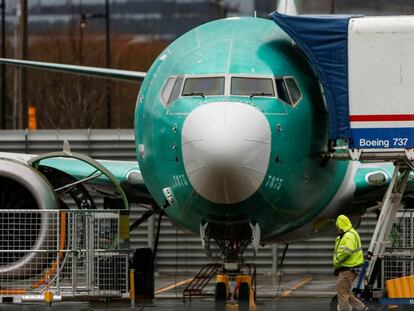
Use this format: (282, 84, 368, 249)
(135, 17, 350, 241)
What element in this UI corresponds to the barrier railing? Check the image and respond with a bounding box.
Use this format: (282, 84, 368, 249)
(382, 209, 414, 287)
(0, 209, 129, 301)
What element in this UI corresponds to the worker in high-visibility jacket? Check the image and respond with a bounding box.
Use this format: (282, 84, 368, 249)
(333, 215, 367, 311)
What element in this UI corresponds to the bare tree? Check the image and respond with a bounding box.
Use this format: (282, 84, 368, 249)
(27, 28, 167, 129)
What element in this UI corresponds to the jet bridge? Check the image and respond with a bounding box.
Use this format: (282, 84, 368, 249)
(271, 12, 414, 307)
(270, 13, 414, 150)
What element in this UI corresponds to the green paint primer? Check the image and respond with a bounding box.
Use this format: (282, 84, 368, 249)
(133, 17, 352, 239)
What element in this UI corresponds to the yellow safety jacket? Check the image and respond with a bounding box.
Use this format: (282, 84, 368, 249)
(333, 215, 364, 270)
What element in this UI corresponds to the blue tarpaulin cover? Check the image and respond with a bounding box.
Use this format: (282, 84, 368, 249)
(269, 12, 357, 140)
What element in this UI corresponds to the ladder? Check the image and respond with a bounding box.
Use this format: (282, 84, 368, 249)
(182, 263, 221, 302)
(357, 160, 414, 289)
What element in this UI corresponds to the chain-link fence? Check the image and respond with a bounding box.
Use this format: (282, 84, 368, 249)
(0, 209, 129, 301)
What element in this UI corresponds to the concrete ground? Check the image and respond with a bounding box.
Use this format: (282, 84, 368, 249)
(0, 274, 337, 311)
(154, 273, 337, 299)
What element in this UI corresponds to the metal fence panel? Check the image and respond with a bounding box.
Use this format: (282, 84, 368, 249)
(0, 209, 128, 300)
(382, 210, 414, 287)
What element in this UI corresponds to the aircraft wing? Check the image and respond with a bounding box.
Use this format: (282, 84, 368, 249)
(0, 58, 146, 82)
(0, 151, 153, 206)
(0, 58, 150, 203)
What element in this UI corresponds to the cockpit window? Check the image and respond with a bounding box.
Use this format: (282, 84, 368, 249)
(182, 77, 225, 96)
(275, 77, 302, 107)
(231, 77, 275, 97)
(161, 77, 176, 105)
(275, 78, 290, 104)
(169, 77, 184, 105)
(285, 78, 301, 105)
(161, 76, 184, 107)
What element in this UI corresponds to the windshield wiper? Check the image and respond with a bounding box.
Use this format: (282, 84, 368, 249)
(183, 92, 205, 99)
(249, 92, 273, 99)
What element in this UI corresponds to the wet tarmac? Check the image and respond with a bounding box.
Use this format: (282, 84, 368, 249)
(0, 298, 333, 311)
(0, 274, 337, 311)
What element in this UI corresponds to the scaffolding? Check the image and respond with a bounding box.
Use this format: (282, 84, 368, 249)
(0, 209, 129, 302)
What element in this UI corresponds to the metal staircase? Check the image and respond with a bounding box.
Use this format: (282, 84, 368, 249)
(364, 161, 414, 286)
(182, 263, 221, 302)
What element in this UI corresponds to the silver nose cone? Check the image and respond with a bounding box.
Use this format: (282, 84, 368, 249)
(181, 102, 271, 204)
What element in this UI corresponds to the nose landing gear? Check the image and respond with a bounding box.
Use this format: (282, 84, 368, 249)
(198, 220, 259, 309)
(214, 264, 257, 311)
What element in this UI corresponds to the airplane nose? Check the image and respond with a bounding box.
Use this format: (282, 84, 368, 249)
(181, 102, 271, 204)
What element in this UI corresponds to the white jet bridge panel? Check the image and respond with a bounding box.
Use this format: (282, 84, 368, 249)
(348, 16, 414, 150)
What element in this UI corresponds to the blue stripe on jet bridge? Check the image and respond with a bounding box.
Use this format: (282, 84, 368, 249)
(379, 298, 414, 305)
(350, 127, 414, 149)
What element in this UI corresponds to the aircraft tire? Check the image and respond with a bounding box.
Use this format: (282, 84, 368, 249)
(238, 282, 250, 311)
(214, 282, 227, 309)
